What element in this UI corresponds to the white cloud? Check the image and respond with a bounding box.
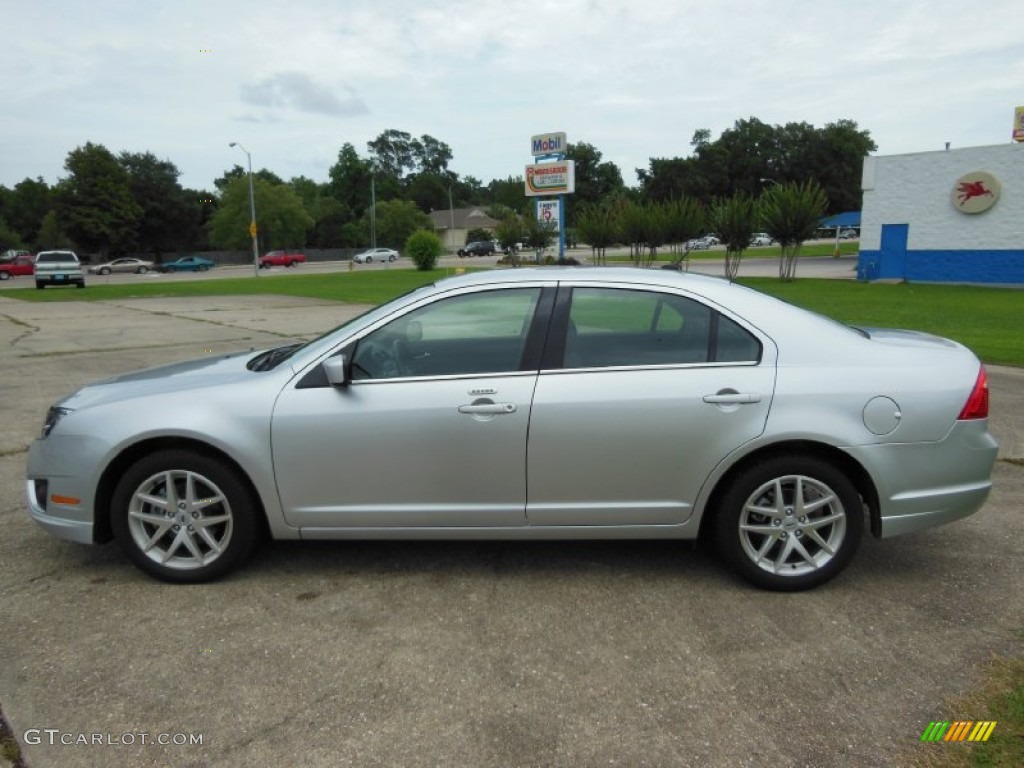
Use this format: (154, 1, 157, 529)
(1, 0, 1022, 190)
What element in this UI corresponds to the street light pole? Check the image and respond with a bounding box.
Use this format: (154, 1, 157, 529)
(448, 186, 455, 255)
(229, 142, 259, 276)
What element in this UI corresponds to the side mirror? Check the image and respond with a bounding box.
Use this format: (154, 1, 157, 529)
(323, 355, 349, 387)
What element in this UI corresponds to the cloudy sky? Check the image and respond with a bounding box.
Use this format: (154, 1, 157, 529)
(3, 0, 1022, 192)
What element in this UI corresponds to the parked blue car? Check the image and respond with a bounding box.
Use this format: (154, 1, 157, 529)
(159, 256, 215, 273)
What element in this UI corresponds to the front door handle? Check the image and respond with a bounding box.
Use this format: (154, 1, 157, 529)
(702, 393, 762, 404)
(458, 402, 518, 415)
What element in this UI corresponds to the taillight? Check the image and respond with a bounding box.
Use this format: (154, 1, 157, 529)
(958, 366, 989, 420)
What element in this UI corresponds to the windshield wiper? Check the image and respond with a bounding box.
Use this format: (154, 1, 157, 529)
(248, 343, 302, 372)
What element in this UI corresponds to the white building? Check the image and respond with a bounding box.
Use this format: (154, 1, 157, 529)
(858, 142, 1024, 284)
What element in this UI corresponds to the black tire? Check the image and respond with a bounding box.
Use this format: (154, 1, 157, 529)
(76, 281, 85, 289)
(137, 266, 148, 274)
(100, 267, 111, 275)
(388, 254, 396, 262)
(111, 449, 260, 583)
(198, 265, 209, 271)
(365, 256, 373, 263)
(36, 282, 44, 289)
(0, 272, 10, 281)
(165, 266, 176, 273)
(713, 455, 863, 591)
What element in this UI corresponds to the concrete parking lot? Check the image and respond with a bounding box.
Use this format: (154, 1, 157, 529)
(0, 292, 1021, 768)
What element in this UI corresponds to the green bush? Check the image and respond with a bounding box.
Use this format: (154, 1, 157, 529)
(405, 229, 443, 271)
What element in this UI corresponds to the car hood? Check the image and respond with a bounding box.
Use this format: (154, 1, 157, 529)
(59, 350, 260, 410)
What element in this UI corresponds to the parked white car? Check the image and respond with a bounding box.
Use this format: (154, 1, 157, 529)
(353, 248, 399, 263)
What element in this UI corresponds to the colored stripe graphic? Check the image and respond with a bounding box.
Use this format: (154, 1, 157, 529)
(944, 721, 972, 741)
(921, 720, 997, 742)
(969, 721, 997, 741)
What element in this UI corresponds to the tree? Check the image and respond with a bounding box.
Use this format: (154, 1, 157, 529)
(407, 172, 449, 213)
(487, 176, 527, 214)
(119, 151, 193, 255)
(565, 141, 625, 223)
(411, 135, 453, 176)
(209, 177, 313, 250)
(55, 142, 141, 255)
(213, 164, 283, 193)
(663, 197, 705, 253)
(327, 143, 374, 214)
(0, 217, 24, 250)
(574, 202, 620, 265)
(710, 194, 756, 280)
(638, 117, 875, 214)
(36, 210, 68, 250)
(367, 129, 417, 181)
(5, 177, 52, 246)
(494, 215, 526, 261)
(465, 227, 494, 245)
(405, 229, 443, 271)
(758, 180, 828, 281)
(368, 199, 431, 250)
(523, 212, 557, 261)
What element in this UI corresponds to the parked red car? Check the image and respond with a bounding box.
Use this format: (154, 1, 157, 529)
(0, 255, 35, 280)
(259, 251, 306, 268)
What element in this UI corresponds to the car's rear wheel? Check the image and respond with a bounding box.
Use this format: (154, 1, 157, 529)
(35, 281, 44, 289)
(714, 455, 863, 591)
(111, 449, 259, 583)
(0, 272, 9, 281)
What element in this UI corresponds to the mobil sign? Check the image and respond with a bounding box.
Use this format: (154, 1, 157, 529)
(531, 131, 567, 157)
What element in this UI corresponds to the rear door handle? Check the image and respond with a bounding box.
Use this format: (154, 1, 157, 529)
(702, 393, 762, 404)
(458, 403, 518, 415)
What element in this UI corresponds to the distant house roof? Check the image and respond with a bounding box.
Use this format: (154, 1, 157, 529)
(428, 207, 500, 230)
(819, 211, 861, 228)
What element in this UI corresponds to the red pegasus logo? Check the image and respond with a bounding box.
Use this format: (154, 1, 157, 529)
(956, 180, 993, 206)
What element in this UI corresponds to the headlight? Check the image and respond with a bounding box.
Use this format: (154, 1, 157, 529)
(41, 406, 72, 438)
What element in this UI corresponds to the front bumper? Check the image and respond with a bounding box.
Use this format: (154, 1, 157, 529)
(25, 434, 105, 545)
(26, 478, 94, 544)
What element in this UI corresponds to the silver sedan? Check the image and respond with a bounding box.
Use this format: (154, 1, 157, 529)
(26, 268, 997, 589)
(87, 257, 154, 275)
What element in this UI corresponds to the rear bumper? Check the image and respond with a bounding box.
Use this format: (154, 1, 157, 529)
(845, 420, 998, 538)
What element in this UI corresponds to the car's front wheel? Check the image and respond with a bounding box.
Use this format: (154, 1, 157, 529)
(100, 267, 111, 275)
(714, 455, 863, 591)
(137, 266, 148, 274)
(198, 265, 209, 271)
(0, 272, 9, 281)
(388, 254, 396, 262)
(111, 449, 260, 583)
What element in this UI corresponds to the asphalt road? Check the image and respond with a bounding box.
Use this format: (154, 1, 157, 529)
(0, 248, 860, 292)
(0, 294, 1020, 768)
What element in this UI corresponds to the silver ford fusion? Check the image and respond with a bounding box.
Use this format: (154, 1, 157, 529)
(26, 268, 997, 590)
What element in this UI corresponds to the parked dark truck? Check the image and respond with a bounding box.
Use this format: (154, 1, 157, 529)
(0, 255, 35, 280)
(35, 250, 85, 289)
